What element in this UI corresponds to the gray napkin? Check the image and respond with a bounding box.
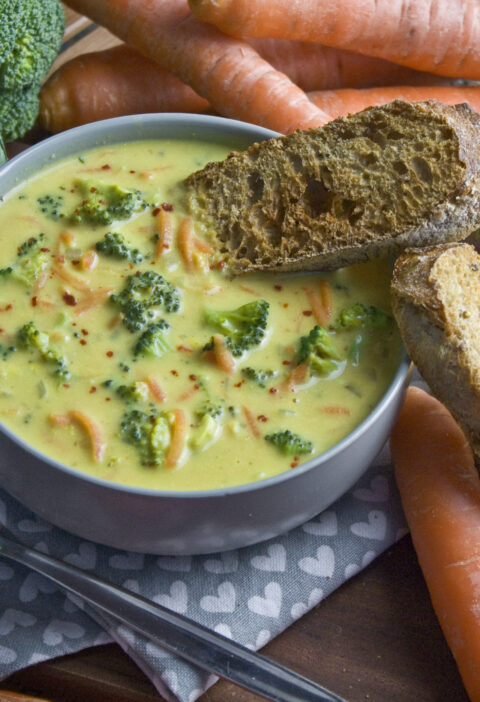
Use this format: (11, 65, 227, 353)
(0, 438, 409, 702)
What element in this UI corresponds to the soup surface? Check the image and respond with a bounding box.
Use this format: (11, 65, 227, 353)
(0, 139, 402, 490)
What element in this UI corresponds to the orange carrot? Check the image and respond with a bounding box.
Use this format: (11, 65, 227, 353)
(193, 236, 214, 254)
(210, 334, 236, 374)
(74, 288, 113, 316)
(304, 286, 330, 327)
(49, 410, 106, 462)
(155, 208, 174, 259)
(391, 386, 480, 702)
(165, 408, 187, 468)
(320, 406, 350, 415)
(177, 216, 195, 271)
(242, 406, 261, 439)
(145, 376, 167, 403)
(52, 264, 93, 293)
(189, 0, 480, 79)
(282, 360, 310, 392)
(309, 85, 480, 121)
(40, 44, 210, 134)
(64, 0, 329, 133)
(80, 250, 98, 271)
(318, 281, 332, 323)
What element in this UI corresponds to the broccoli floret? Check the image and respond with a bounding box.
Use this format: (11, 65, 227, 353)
(0, 234, 49, 288)
(265, 429, 314, 456)
(115, 381, 149, 404)
(297, 325, 342, 377)
(0, 1, 64, 140)
(120, 409, 171, 466)
(95, 231, 143, 263)
(331, 303, 392, 331)
(204, 300, 269, 357)
(190, 413, 221, 451)
(195, 398, 224, 419)
(241, 366, 278, 388)
(134, 320, 170, 358)
(17, 321, 70, 382)
(0, 342, 16, 360)
(70, 179, 145, 225)
(37, 194, 64, 221)
(111, 271, 180, 332)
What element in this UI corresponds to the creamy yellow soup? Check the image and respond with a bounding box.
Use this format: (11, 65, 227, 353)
(0, 140, 402, 490)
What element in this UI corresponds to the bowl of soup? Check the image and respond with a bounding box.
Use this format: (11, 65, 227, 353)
(0, 114, 409, 554)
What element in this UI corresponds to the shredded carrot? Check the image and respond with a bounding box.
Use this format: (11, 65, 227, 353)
(64, 0, 329, 133)
(155, 208, 173, 258)
(282, 360, 310, 392)
(165, 408, 187, 468)
(320, 406, 350, 415)
(145, 376, 167, 403)
(211, 334, 236, 374)
(52, 264, 93, 293)
(242, 405, 261, 439)
(108, 313, 124, 329)
(74, 288, 113, 316)
(32, 271, 50, 295)
(35, 298, 56, 309)
(49, 414, 72, 427)
(81, 250, 98, 271)
(177, 216, 195, 271)
(239, 284, 262, 296)
(177, 384, 200, 403)
(68, 410, 106, 462)
(318, 281, 333, 323)
(189, 0, 480, 79)
(193, 236, 214, 254)
(304, 287, 330, 327)
(391, 386, 480, 701)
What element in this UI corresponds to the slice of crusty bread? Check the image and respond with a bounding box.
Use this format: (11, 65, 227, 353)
(184, 100, 480, 273)
(391, 242, 480, 462)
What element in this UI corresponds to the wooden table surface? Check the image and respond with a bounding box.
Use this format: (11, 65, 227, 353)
(0, 7, 471, 702)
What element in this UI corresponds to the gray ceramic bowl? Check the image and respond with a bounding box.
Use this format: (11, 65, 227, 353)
(0, 114, 410, 554)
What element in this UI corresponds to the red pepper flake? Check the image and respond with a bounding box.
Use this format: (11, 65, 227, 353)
(62, 292, 77, 306)
(290, 460, 299, 468)
(101, 164, 111, 170)
(81, 329, 89, 336)
(90, 186, 97, 193)
(177, 345, 193, 352)
(257, 415, 268, 422)
(283, 303, 289, 308)
(170, 369, 179, 376)
(269, 387, 278, 394)
(40, 247, 50, 253)
(31, 296, 37, 307)
(5, 304, 12, 311)
(282, 360, 292, 365)
(189, 374, 197, 381)
(106, 351, 114, 358)
(63, 384, 70, 388)
(130, 169, 136, 174)
(302, 310, 313, 316)
(274, 284, 282, 291)
(129, 263, 134, 270)
(72, 260, 80, 266)
(89, 386, 97, 394)
(161, 202, 173, 211)
(105, 397, 111, 402)
(234, 380, 246, 388)
(79, 339, 87, 346)
(152, 207, 161, 217)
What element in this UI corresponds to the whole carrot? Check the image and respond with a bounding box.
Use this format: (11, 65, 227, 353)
(39, 44, 210, 133)
(63, 0, 329, 133)
(391, 386, 480, 702)
(309, 85, 480, 121)
(189, 0, 480, 80)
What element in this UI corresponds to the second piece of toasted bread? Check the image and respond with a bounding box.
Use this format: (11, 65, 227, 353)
(391, 242, 480, 461)
(185, 100, 480, 273)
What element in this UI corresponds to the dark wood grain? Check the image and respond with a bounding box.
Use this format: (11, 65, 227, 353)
(0, 8, 471, 702)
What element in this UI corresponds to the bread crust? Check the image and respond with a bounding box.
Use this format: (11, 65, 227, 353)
(391, 242, 480, 461)
(185, 100, 480, 273)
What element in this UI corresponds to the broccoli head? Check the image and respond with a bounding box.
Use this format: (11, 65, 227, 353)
(204, 299, 269, 357)
(0, 233, 49, 288)
(17, 321, 70, 382)
(190, 413, 221, 451)
(115, 381, 149, 404)
(195, 398, 224, 419)
(265, 429, 314, 456)
(111, 271, 180, 332)
(297, 325, 341, 377)
(95, 231, 143, 263)
(0, 0, 64, 140)
(134, 320, 171, 358)
(70, 179, 145, 226)
(241, 366, 278, 388)
(331, 303, 392, 331)
(120, 409, 171, 466)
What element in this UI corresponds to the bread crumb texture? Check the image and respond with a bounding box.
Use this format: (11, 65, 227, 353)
(185, 100, 480, 273)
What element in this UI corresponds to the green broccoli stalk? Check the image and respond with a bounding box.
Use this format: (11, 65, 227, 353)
(95, 231, 143, 263)
(111, 271, 180, 332)
(297, 325, 342, 377)
(265, 429, 314, 456)
(241, 366, 278, 388)
(204, 299, 269, 357)
(120, 409, 171, 466)
(17, 321, 70, 382)
(70, 178, 145, 225)
(0, 233, 49, 288)
(0, 0, 65, 141)
(134, 320, 171, 358)
(331, 303, 392, 331)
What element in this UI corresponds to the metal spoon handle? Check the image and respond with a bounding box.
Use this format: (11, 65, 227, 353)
(0, 533, 346, 702)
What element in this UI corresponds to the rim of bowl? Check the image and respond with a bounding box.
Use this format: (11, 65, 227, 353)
(0, 112, 411, 499)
